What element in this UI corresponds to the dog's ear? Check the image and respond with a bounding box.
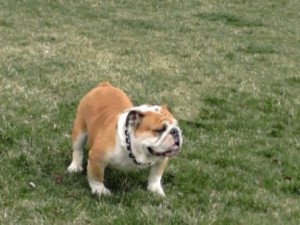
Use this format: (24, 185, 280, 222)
(127, 110, 144, 127)
(161, 104, 168, 110)
(161, 104, 173, 113)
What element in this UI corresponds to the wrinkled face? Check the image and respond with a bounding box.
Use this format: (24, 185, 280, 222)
(129, 106, 182, 157)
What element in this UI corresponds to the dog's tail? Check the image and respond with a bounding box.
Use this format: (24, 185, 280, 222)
(98, 81, 112, 88)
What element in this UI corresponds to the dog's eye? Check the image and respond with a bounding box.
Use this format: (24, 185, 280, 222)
(154, 125, 167, 134)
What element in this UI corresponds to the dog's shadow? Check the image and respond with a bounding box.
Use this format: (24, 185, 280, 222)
(106, 168, 175, 194)
(74, 158, 175, 195)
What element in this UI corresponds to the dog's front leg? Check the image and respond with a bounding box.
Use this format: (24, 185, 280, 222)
(147, 158, 168, 197)
(87, 148, 111, 196)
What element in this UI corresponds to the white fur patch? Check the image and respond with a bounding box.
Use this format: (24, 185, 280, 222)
(67, 132, 87, 173)
(147, 177, 165, 196)
(88, 180, 111, 196)
(67, 161, 83, 173)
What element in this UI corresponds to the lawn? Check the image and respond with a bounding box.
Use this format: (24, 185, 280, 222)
(0, 0, 300, 224)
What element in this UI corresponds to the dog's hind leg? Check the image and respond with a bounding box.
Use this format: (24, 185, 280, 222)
(87, 146, 111, 196)
(68, 105, 87, 173)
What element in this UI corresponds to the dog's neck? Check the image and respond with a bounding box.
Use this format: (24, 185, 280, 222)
(124, 114, 141, 166)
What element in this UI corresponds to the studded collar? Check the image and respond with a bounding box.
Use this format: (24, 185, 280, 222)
(124, 114, 141, 166)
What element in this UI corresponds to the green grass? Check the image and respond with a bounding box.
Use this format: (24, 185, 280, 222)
(1, 0, 300, 224)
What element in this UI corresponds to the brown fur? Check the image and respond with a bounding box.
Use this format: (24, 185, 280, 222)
(68, 81, 182, 196)
(72, 82, 133, 184)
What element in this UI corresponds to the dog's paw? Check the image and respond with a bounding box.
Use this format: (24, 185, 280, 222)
(89, 181, 111, 196)
(147, 182, 166, 197)
(67, 162, 83, 173)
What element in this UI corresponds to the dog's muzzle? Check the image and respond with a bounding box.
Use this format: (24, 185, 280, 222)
(147, 127, 181, 157)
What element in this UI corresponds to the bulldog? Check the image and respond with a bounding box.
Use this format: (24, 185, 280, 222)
(67, 82, 182, 196)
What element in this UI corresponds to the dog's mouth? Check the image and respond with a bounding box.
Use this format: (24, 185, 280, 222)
(147, 144, 180, 157)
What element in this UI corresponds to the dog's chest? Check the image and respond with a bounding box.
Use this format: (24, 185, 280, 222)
(109, 148, 138, 171)
(108, 145, 155, 171)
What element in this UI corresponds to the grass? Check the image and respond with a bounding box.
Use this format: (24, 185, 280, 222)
(0, 0, 300, 224)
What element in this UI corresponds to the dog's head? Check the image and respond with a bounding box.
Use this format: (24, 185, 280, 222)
(126, 105, 182, 158)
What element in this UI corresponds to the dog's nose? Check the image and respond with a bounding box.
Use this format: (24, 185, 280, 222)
(170, 128, 181, 147)
(170, 128, 179, 135)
